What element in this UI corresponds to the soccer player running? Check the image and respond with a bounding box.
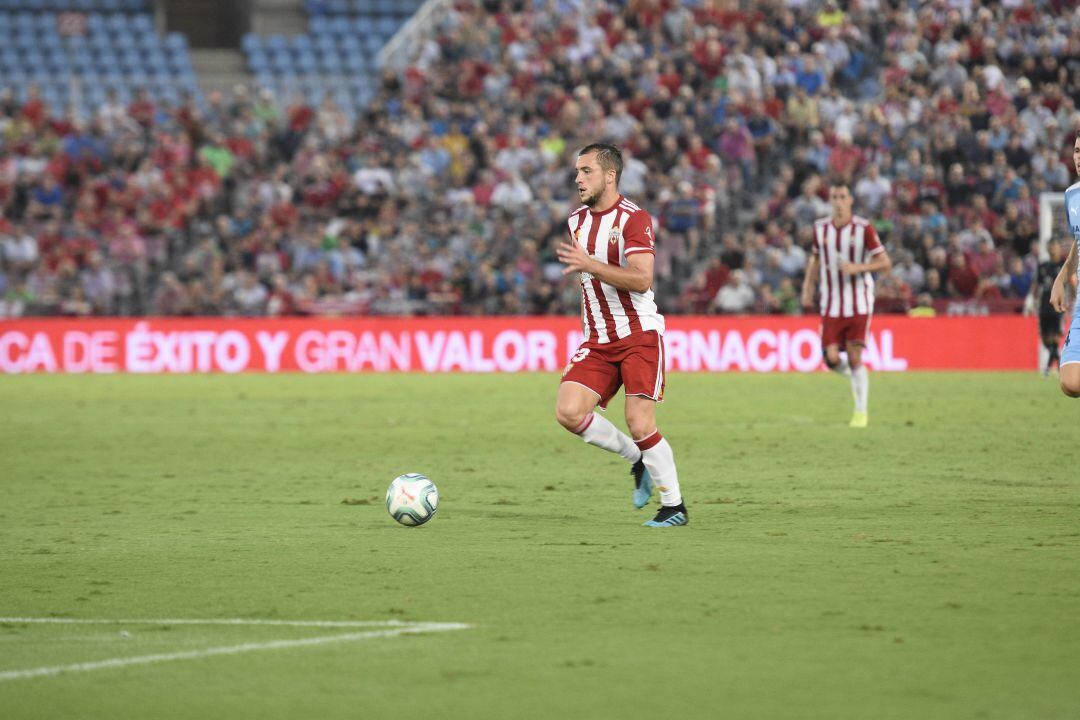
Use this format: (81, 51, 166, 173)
(1049, 131, 1080, 397)
(555, 143, 687, 527)
(1031, 240, 1065, 377)
(800, 178, 891, 427)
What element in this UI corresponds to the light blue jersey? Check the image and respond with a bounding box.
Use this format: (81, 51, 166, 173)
(1059, 181, 1080, 365)
(1067, 181, 1080, 246)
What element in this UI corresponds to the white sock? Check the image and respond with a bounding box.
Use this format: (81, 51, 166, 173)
(573, 412, 640, 463)
(850, 365, 868, 413)
(636, 431, 682, 506)
(830, 356, 851, 377)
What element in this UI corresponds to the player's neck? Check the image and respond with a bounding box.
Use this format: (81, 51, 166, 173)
(832, 212, 852, 227)
(588, 189, 622, 215)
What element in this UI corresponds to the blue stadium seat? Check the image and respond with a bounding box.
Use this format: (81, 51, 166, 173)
(85, 12, 105, 33)
(167, 53, 189, 72)
(343, 49, 365, 70)
(317, 52, 340, 73)
(145, 54, 168, 75)
(329, 15, 350, 36)
(296, 50, 317, 72)
(22, 49, 44, 69)
(270, 49, 293, 71)
(39, 32, 63, 49)
(95, 50, 119, 69)
(241, 33, 260, 53)
(71, 48, 93, 68)
(105, 13, 128, 33)
(119, 49, 141, 70)
(164, 32, 187, 51)
(264, 34, 287, 52)
(135, 32, 158, 50)
(248, 51, 269, 73)
(113, 29, 137, 49)
(362, 34, 381, 53)
(45, 49, 68, 72)
(131, 14, 153, 35)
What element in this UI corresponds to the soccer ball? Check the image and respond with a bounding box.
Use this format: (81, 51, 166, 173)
(385, 473, 439, 526)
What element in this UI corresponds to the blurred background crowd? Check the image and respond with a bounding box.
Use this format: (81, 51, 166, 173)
(1, 0, 1078, 318)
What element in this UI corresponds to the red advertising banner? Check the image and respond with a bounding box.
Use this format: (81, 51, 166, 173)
(0, 316, 1036, 374)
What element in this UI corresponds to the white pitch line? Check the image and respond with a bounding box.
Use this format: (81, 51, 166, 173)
(0, 617, 412, 629)
(0, 621, 471, 683)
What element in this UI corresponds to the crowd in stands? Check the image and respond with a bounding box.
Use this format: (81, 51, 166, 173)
(1, 0, 1078, 318)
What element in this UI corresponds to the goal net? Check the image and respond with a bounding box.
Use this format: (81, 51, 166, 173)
(1039, 192, 1067, 260)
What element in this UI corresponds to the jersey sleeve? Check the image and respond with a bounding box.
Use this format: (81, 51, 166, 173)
(623, 210, 655, 256)
(1066, 186, 1080, 242)
(863, 223, 885, 256)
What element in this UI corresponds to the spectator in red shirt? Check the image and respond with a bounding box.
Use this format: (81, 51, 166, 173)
(947, 252, 979, 297)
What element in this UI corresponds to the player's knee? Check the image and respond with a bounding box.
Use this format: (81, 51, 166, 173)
(1060, 377, 1080, 398)
(555, 404, 589, 431)
(626, 415, 653, 441)
(822, 351, 840, 369)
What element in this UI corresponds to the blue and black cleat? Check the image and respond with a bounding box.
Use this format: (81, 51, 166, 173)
(631, 458, 653, 509)
(643, 503, 689, 527)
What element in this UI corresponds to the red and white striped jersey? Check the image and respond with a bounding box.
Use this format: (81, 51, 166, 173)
(812, 215, 884, 318)
(567, 195, 665, 344)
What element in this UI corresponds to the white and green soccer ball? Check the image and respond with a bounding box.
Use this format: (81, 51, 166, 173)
(386, 473, 439, 526)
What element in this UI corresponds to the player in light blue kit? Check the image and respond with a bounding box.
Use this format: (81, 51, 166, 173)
(1050, 131, 1080, 397)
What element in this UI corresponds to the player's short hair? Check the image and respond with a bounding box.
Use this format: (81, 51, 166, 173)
(828, 176, 851, 193)
(578, 143, 623, 185)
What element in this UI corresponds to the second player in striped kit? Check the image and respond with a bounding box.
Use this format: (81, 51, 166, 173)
(801, 178, 892, 428)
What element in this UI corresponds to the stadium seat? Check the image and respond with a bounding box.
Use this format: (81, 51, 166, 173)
(329, 15, 350, 36)
(164, 32, 187, 51)
(131, 14, 153, 35)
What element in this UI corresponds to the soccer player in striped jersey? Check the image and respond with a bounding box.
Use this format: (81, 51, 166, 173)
(554, 143, 687, 527)
(1050, 131, 1080, 397)
(800, 178, 892, 428)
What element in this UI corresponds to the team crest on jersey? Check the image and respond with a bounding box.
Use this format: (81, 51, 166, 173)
(609, 227, 622, 244)
(574, 228, 582, 244)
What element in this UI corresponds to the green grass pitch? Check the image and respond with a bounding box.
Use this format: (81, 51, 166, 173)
(1, 372, 1077, 719)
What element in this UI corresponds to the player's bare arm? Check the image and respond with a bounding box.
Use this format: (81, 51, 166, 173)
(557, 241, 654, 294)
(801, 253, 819, 307)
(1050, 241, 1077, 313)
(839, 251, 891, 276)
